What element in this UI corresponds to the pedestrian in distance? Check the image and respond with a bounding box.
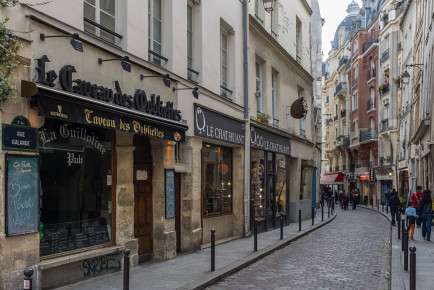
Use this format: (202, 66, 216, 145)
(389, 191, 400, 226)
(352, 190, 357, 210)
(411, 186, 423, 227)
(405, 200, 418, 240)
(418, 189, 433, 241)
(385, 189, 391, 214)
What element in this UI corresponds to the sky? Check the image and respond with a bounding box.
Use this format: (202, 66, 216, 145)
(318, 0, 362, 57)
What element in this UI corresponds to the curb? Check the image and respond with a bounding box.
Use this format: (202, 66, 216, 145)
(181, 213, 338, 290)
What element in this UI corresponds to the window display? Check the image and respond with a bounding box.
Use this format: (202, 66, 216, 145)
(39, 120, 113, 256)
(203, 144, 232, 216)
(275, 154, 286, 216)
(251, 150, 265, 220)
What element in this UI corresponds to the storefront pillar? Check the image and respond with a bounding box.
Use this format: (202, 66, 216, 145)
(115, 132, 138, 267)
(233, 147, 245, 237)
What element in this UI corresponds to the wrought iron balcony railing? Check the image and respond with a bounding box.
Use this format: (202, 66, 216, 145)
(367, 69, 376, 80)
(367, 99, 376, 111)
(380, 119, 389, 132)
(334, 82, 347, 97)
(360, 130, 377, 143)
(381, 48, 390, 62)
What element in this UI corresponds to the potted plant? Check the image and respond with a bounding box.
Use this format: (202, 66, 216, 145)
(393, 76, 401, 84)
(257, 112, 271, 124)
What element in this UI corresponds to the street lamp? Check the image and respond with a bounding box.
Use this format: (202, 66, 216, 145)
(401, 64, 423, 85)
(263, 0, 277, 13)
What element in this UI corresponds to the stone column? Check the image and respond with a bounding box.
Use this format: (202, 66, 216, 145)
(115, 131, 138, 266)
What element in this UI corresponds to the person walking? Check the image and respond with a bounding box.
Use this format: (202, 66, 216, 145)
(389, 191, 400, 226)
(385, 189, 391, 214)
(418, 190, 433, 241)
(411, 186, 423, 227)
(405, 200, 418, 240)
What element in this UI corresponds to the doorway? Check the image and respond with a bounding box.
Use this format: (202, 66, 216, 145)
(133, 136, 153, 262)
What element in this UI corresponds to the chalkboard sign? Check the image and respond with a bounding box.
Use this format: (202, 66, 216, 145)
(165, 169, 175, 218)
(5, 155, 40, 236)
(40, 218, 111, 256)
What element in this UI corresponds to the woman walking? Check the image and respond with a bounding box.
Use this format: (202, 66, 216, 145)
(418, 190, 433, 241)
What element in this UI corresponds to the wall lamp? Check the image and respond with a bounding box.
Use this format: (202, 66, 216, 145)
(263, 0, 277, 12)
(173, 86, 199, 99)
(98, 56, 131, 72)
(40, 33, 83, 52)
(402, 64, 423, 85)
(140, 73, 171, 88)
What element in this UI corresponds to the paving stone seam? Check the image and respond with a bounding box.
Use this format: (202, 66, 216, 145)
(180, 213, 338, 290)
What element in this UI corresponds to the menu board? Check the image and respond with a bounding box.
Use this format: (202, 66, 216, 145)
(5, 155, 40, 236)
(40, 218, 110, 256)
(165, 169, 175, 218)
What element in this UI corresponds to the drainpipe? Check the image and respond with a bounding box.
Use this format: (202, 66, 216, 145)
(243, 0, 251, 237)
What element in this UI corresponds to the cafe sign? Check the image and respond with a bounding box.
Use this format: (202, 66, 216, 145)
(250, 125, 291, 156)
(194, 104, 245, 146)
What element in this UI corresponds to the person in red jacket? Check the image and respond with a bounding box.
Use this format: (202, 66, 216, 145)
(411, 186, 423, 227)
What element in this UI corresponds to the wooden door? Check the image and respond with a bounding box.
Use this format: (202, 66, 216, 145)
(134, 163, 153, 262)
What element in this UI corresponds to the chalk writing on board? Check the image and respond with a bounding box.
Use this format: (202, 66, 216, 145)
(6, 155, 39, 236)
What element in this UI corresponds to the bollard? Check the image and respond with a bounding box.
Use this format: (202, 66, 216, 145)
(398, 212, 401, 240)
(312, 207, 314, 226)
(254, 221, 257, 252)
(401, 219, 405, 248)
(23, 267, 33, 290)
(403, 228, 409, 271)
(410, 247, 416, 290)
(211, 229, 215, 271)
(123, 249, 130, 290)
(377, 199, 379, 210)
(280, 213, 283, 240)
(299, 209, 301, 231)
(321, 203, 324, 221)
(328, 205, 330, 218)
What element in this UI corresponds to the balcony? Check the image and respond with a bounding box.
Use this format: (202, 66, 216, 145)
(367, 99, 376, 111)
(380, 119, 389, 133)
(335, 166, 339, 172)
(380, 155, 393, 165)
(334, 82, 347, 98)
(360, 129, 377, 143)
(362, 37, 378, 54)
(338, 56, 348, 69)
(397, 42, 402, 52)
(367, 69, 376, 81)
(379, 84, 390, 96)
(352, 77, 358, 88)
(381, 48, 390, 63)
(336, 136, 350, 149)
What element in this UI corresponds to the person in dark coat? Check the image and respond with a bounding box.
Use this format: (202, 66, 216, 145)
(418, 190, 433, 241)
(389, 191, 401, 226)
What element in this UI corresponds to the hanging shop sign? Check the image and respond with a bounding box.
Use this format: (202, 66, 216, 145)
(35, 55, 182, 121)
(194, 104, 245, 146)
(250, 126, 291, 156)
(2, 124, 38, 152)
(37, 95, 185, 142)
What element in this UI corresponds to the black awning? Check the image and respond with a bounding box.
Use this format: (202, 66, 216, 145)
(35, 87, 187, 143)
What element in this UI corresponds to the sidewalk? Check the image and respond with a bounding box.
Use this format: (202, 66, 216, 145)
(57, 207, 337, 289)
(361, 205, 434, 290)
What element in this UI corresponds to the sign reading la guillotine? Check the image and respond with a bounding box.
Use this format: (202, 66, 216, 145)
(194, 104, 245, 145)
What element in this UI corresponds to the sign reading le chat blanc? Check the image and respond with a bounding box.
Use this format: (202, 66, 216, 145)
(6, 155, 39, 236)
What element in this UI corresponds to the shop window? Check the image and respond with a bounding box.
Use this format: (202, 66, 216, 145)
(275, 154, 286, 215)
(148, 0, 163, 65)
(251, 150, 265, 220)
(203, 144, 232, 216)
(39, 120, 113, 256)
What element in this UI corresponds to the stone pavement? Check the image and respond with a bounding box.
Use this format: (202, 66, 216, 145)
(57, 207, 337, 289)
(361, 205, 434, 290)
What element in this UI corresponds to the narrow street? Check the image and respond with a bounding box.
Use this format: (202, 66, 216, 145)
(208, 207, 391, 289)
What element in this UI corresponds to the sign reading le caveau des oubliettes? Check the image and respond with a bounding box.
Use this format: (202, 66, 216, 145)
(194, 104, 245, 145)
(35, 55, 182, 121)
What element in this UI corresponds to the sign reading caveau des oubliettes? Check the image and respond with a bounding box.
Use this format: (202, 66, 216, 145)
(194, 104, 245, 146)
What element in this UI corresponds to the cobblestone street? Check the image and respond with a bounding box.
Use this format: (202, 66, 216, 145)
(208, 207, 391, 289)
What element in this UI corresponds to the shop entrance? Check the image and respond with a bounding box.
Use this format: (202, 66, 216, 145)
(133, 136, 153, 262)
(266, 173, 276, 229)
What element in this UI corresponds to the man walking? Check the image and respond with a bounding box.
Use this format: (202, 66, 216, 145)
(389, 191, 400, 226)
(411, 186, 423, 227)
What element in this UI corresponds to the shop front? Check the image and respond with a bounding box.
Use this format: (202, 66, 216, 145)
(250, 125, 291, 233)
(4, 53, 188, 288)
(194, 104, 245, 244)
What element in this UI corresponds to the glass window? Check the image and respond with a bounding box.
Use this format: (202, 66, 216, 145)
(187, 4, 193, 79)
(275, 154, 286, 215)
(256, 61, 263, 113)
(251, 150, 265, 220)
(272, 71, 277, 125)
(39, 120, 113, 256)
(84, 0, 116, 44)
(220, 31, 228, 98)
(203, 144, 232, 216)
(148, 0, 162, 65)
